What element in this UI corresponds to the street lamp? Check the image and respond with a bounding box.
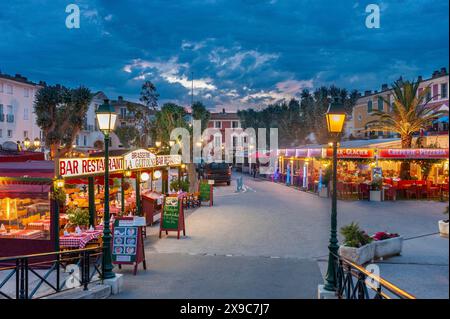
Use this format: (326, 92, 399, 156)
(324, 97, 346, 292)
(169, 140, 175, 147)
(33, 138, 41, 149)
(95, 99, 117, 280)
(155, 141, 162, 148)
(23, 138, 31, 150)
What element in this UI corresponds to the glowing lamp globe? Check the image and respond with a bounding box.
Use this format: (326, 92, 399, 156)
(153, 170, 162, 179)
(141, 172, 150, 182)
(326, 98, 346, 134)
(95, 99, 117, 134)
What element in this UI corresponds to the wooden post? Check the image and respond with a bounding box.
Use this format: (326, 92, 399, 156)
(88, 176, 95, 226)
(121, 176, 125, 215)
(136, 172, 141, 216)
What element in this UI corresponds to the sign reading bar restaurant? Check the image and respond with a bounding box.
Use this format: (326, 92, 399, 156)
(324, 148, 375, 159)
(59, 157, 124, 178)
(157, 155, 182, 166)
(124, 149, 157, 170)
(378, 148, 449, 159)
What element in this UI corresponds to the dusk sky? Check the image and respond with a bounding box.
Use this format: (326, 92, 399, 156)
(0, 0, 448, 111)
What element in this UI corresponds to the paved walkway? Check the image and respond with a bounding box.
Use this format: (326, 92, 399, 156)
(112, 172, 448, 299)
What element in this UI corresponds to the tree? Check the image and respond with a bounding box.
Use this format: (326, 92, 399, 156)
(366, 79, 448, 178)
(191, 101, 211, 132)
(154, 103, 189, 152)
(115, 125, 140, 148)
(34, 84, 91, 163)
(125, 81, 159, 147)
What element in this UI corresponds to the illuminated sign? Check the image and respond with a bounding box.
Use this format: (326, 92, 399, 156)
(156, 155, 182, 166)
(124, 149, 157, 170)
(59, 157, 123, 178)
(324, 148, 375, 159)
(378, 148, 449, 159)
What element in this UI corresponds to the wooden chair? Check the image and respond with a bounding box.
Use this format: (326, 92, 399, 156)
(358, 183, 370, 201)
(384, 186, 397, 201)
(405, 185, 418, 199)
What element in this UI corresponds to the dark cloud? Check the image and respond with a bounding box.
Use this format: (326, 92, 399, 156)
(0, 0, 448, 111)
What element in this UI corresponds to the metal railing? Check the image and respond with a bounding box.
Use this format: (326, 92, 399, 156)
(0, 247, 103, 299)
(333, 253, 416, 299)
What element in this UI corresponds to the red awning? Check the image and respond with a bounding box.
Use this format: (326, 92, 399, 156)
(0, 160, 54, 178)
(0, 184, 51, 199)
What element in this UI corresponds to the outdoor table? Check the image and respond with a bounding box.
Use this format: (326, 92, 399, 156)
(60, 230, 102, 249)
(27, 220, 51, 231)
(0, 229, 44, 239)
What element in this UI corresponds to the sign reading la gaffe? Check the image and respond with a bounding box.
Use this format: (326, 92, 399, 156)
(324, 148, 375, 159)
(59, 157, 123, 178)
(124, 149, 157, 170)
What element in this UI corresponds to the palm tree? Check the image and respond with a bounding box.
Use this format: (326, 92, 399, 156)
(366, 78, 448, 178)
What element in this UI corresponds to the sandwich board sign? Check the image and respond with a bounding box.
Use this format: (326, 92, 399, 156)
(159, 196, 186, 239)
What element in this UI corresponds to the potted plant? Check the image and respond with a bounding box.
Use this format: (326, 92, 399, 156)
(369, 177, 383, 201)
(66, 207, 90, 231)
(338, 222, 375, 264)
(319, 166, 331, 198)
(372, 232, 403, 259)
(170, 178, 190, 192)
(438, 206, 449, 238)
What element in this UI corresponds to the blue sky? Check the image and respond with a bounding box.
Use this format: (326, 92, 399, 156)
(0, 0, 448, 111)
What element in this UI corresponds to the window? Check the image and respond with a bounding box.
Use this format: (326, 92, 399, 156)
(233, 136, 238, 147)
(23, 108, 29, 120)
(358, 115, 362, 122)
(441, 83, 448, 99)
(24, 88, 29, 98)
(367, 100, 373, 113)
(7, 130, 12, 138)
(23, 131, 28, 138)
(83, 135, 87, 146)
(0, 82, 3, 93)
(214, 121, 221, 129)
(0, 104, 3, 122)
(232, 121, 239, 128)
(75, 135, 79, 146)
(6, 84, 13, 94)
(0, 129, 2, 138)
(433, 84, 439, 100)
(120, 107, 127, 118)
(214, 135, 221, 147)
(377, 97, 383, 111)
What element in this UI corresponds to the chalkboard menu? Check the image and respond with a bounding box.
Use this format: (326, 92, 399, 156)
(199, 183, 211, 201)
(112, 219, 138, 263)
(162, 197, 180, 230)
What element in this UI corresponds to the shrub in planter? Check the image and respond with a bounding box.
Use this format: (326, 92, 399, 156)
(439, 206, 449, 237)
(369, 177, 383, 201)
(338, 222, 375, 264)
(372, 232, 403, 259)
(67, 207, 90, 229)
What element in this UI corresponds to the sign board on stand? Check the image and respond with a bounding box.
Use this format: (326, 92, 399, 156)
(199, 182, 213, 206)
(112, 216, 146, 275)
(159, 196, 186, 239)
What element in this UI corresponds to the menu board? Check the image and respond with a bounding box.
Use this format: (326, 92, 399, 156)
(112, 220, 138, 263)
(162, 197, 180, 230)
(199, 183, 211, 201)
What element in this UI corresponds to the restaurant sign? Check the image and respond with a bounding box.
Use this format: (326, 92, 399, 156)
(124, 149, 157, 170)
(59, 157, 124, 178)
(157, 155, 182, 166)
(378, 148, 449, 159)
(324, 148, 375, 159)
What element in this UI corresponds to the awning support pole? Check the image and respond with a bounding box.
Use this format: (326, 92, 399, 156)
(88, 176, 95, 226)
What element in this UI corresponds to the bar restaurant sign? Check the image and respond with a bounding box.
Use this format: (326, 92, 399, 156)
(124, 149, 157, 170)
(59, 157, 124, 178)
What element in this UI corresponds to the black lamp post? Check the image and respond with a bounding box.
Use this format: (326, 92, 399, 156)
(96, 99, 117, 280)
(324, 97, 346, 291)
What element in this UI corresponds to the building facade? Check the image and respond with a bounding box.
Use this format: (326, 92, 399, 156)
(352, 67, 449, 139)
(207, 109, 243, 147)
(0, 73, 42, 147)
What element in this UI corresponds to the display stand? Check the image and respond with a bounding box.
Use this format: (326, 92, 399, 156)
(159, 195, 186, 239)
(112, 216, 146, 275)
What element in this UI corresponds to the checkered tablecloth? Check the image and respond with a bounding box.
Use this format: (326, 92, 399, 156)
(60, 231, 102, 248)
(27, 221, 51, 231)
(0, 229, 44, 239)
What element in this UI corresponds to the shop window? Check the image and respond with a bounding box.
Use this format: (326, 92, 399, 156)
(0, 197, 51, 240)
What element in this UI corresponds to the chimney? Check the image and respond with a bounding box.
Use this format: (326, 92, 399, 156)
(15, 73, 21, 78)
(418, 75, 423, 82)
(381, 84, 388, 91)
(364, 90, 371, 96)
(222, 108, 225, 114)
(441, 67, 447, 75)
(432, 70, 439, 78)
(118, 96, 123, 102)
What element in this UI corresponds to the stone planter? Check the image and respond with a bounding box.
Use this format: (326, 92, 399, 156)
(369, 190, 382, 201)
(438, 220, 449, 238)
(338, 243, 375, 265)
(319, 187, 329, 198)
(373, 236, 403, 259)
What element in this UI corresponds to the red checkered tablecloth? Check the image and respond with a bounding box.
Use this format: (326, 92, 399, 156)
(60, 231, 102, 248)
(27, 221, 51, 231)
(0, 229, 44, 239)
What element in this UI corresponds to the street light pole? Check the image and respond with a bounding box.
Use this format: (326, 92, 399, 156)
(96, 99, 117, 280)
(323, 97, 346, 292)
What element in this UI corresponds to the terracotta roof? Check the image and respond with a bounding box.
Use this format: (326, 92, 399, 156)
(210, 112, 240, 120)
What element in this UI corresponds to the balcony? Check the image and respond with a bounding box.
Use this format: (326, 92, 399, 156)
(6, 114, 14, 123)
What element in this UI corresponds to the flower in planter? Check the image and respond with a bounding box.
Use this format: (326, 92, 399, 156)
(372, 231, 399, 241)
(340, 222, 373, 248)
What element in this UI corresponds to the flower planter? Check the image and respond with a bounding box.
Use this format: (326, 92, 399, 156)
(373, 236, 403, 259)
(369, 190, 383, 201)
(338, 243, 375, 265)
(438, 220, 449, 238)
(319, 187, 329, 198)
